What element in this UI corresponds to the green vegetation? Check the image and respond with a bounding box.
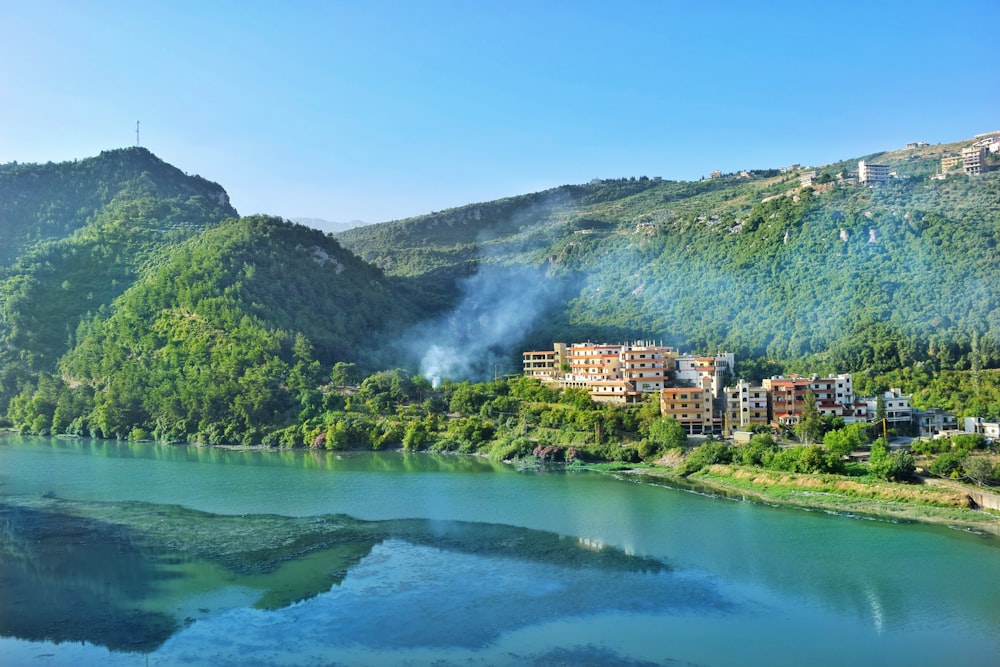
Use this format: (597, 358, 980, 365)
(340, 138, 1000, 374)
(2, 141, 999, 533)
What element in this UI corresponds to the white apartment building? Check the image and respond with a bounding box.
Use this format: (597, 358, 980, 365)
(858, 160, 890, 184)
(674, 352, 734, 399)
(863, 388, 912, 428)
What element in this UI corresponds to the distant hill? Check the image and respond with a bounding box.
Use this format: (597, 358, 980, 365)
(0, 147, 234, 267)
(291, 217, 369, 234)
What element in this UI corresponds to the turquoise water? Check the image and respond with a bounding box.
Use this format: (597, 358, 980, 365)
(1, 433, 999, 666)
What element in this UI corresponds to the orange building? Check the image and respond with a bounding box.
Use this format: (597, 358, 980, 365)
(660, 382, 714, 435)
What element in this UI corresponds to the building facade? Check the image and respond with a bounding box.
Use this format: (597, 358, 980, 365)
(524, 341, 677, 404)
(723, 379, 769, 435)
(763, 374, 864, 425)
(863, 388, 912, 430)
(660, 382, 715, 435)
(914, 408, 958, 438)
(858, 160, 890, 184)
(962, 146, 987, 175)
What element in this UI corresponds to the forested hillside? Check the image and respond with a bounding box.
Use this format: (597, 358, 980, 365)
(26, 216, 423, 443)
(0, 149, 238, 410)
(0, 150, 428, 441)
(339, 138, 1000, 376)
(2, 138, 998, 446)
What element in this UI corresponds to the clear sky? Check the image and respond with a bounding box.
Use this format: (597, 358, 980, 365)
(2, 0, 997, 226)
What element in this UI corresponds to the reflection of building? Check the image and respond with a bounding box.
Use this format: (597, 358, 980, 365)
(858, 160, 890, 184)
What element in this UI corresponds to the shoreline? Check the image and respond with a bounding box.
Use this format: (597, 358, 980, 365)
(11, 432, 1000, 536)
(614, 463, 1000, 536)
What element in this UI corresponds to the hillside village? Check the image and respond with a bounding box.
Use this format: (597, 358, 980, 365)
(523, 341, 999, 442)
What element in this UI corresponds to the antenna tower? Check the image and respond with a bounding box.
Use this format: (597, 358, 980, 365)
(136, 121, 140, 147)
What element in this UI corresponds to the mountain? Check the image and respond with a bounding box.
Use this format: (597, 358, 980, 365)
(1, 138, 998, 444)
(47, 215, 422, 442)
(337, 136, 1000, 377)
(290, 217, 369, 234)
(0, 147, 234, 267)
(0, 150, 427, 440)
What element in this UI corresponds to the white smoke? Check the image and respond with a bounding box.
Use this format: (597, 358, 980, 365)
(408, 265, 561, 386)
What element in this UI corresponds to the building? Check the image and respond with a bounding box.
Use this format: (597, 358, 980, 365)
(941, 155, 962, 172)
(964, 418, 1000, 441)
(914, 408, 958, 438)
(661, 383, 715, 435)
(723, 379, 769, 435)
(522, 343, 567, 381)
(858, 160, 890, 184)
(763, 374, 865, 425)
(863, 388, 912, 430)
(962, 146, 987, 175)
(674, 353, 734, 400)
(799, 171, 817, 187)
(525, 341, 677, 404)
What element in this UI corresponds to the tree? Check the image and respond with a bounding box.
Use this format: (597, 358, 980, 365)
(869, 438, 915, 482)
(964, 456, 997, 487)
(648, 416, 687, 450)
(796, 390, 823, 445)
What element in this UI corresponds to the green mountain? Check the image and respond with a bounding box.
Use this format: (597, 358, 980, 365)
(1, 138, 998, 445)
(338, 137, 1000, 377)
(0, 149, 426, 441)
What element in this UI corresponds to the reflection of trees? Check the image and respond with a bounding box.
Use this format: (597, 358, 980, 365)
(1, 495, 673, 654)
(0, 503, 176, 652)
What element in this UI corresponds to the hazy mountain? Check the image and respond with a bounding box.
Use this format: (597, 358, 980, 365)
(338, 135, 1000, 377)
(290, 217, 369, 234)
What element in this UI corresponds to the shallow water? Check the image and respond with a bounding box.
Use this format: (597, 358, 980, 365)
(1, 434, 999, 666)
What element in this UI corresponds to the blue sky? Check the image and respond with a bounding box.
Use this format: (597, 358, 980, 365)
(2, 1, 997, 226)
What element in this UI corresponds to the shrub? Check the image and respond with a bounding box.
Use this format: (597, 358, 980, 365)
(681, 442, 733, 476)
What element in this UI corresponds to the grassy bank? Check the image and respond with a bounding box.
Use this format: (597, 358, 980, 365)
(625, 464, 1000, 535)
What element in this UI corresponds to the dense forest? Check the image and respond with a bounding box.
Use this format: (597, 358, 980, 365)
(339, 139, 1000, 375)
(1, 140, 999, 460)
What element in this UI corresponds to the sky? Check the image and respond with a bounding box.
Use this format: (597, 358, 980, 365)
(2, 0, 998, 228)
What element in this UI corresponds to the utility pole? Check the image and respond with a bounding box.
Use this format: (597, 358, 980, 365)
(136, 121, 140, 147)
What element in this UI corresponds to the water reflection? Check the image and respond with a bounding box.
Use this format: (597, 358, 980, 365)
(0, 494, 679, 654)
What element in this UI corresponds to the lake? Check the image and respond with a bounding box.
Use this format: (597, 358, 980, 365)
(1, 433, 998, 666)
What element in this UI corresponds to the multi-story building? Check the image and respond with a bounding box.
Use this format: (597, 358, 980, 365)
(723, 379, 769, 435)
(914, 408, 958, 438)
(522, 342, 567, 381)
(863, 388, 912, 430)
(525, 341, 676, 404)
(661, 381, 715, 435)
(858, 160, 890, 184)
(763, 374, 864, 425)
(941, 155, 962, 172)
(675, 352, 734, 399)
(962, 146, 987, 175)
